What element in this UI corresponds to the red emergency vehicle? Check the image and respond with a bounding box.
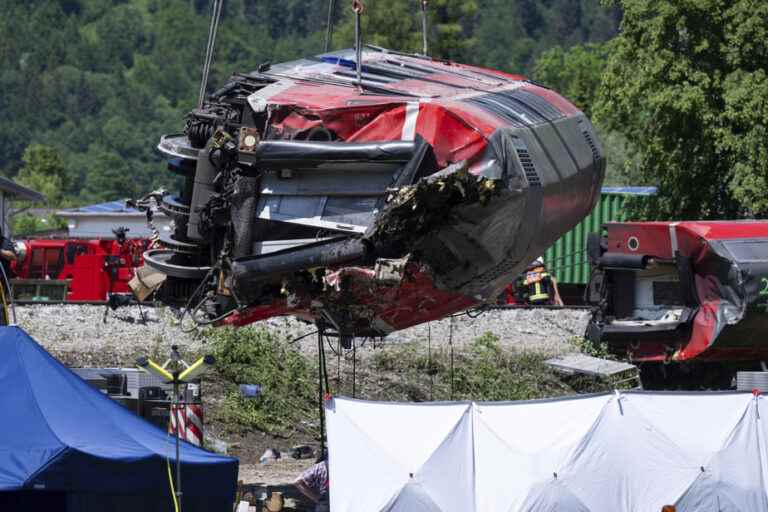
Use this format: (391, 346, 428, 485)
(11, 237, 148, 302)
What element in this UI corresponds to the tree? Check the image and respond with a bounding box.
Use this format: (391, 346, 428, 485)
(82, 148, 141, 202)
(473, 0, 620, 73)
(15, 144, 69, 206)
(333, 0, 476, 60)
(533, 43, 608, 118)
(595, 0, 768, 219)
(0, 0, 623, 209)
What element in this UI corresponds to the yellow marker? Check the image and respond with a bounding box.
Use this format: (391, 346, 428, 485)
(178, 355, 215, 382)
(136, 356, 174, 382)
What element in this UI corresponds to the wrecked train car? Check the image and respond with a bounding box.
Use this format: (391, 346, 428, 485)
(143, 47, 605, 338)
(586, 221, 768, 366)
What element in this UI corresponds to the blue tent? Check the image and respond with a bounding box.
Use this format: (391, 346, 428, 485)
(0, 326, 237, 511)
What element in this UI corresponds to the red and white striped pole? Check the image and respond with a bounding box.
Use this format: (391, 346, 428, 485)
(169, 403, 204, 447)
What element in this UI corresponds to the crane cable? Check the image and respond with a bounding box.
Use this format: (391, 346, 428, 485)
(199, 0, 224, 108)
(316, 329, 332, 457)
(352, 0, 364, 90)
(324, 0, 336, 52)
(420, 0, 429, 55)
(352, 337, 357, 398)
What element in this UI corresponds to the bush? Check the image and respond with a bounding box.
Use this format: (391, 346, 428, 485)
(452, 332, 572, 401)
(368, 332, 591, 403)
(207, 326, 317, 437)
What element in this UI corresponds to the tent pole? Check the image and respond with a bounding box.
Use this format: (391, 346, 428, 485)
(449, 316, 454, 400)
(352, 338, 356, 398)
(317, 327, 326, 457)
(173, 375, 183, 503)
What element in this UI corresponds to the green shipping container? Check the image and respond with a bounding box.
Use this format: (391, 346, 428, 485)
(543, 187, 657, 285)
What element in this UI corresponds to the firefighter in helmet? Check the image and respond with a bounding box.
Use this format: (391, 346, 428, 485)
(514, 257, 563, 306)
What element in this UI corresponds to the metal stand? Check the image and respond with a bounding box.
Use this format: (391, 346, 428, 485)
(172, 374, 183, 503)
(318, 329, 327, 457)
(136, 346, 215, 509)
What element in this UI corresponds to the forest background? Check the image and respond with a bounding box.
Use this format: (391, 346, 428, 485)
(2, 0, 766, 229)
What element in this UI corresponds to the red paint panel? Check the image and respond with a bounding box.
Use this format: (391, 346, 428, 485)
(605, 223, 674, 258)
(416, 103, 488, 166)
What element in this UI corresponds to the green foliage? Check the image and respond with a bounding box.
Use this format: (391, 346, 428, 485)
(371, 332, 607, 402)
(0, 0, 620, 209)
(15, 145, 69, 206)
(534, 43, 609, 118)
(207, 326, 317, 437)
(334, 0, 480, 59)
(11, 213, 67, 236)
(570, 335, 611, 359)
(474, 0, 621, 72)
(452, 332, 571, 401)
(595, 0, 768, 219)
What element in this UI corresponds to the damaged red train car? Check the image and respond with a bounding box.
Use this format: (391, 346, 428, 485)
(141, 47, 605, 339)
(586, 221, 768, 385)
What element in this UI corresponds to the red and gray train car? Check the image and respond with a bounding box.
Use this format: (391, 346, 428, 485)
(586, 221, 768, 386)
(146, 46, 605, 339)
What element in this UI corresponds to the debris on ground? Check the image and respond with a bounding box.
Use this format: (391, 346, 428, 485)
(260, 448, 282, 464)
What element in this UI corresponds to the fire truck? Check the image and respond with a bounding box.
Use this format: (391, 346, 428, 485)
(10, 232, 148, 303)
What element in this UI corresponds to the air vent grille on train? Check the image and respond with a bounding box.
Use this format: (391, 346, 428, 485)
(512, 137, 541, 187)
(582, 127, 601, 164)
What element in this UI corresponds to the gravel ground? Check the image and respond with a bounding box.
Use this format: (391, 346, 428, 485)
(14, 304, 589, 366)
(238, 459, 314, 486)
(387, 307, 588, 354)
(14, 304, 203, 367)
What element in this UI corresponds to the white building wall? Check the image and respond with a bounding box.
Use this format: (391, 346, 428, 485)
(64, 214, 173, 239)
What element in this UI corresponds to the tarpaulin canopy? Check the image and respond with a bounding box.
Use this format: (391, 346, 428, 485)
(0, 326, 237, 512)
(326, 392, 768, 511)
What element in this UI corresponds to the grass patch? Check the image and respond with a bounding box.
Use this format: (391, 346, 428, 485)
(207, 326, 317, 438)
(369, 332, 610, 402)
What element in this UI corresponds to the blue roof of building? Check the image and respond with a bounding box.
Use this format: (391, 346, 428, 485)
(601, 186, 658, 196)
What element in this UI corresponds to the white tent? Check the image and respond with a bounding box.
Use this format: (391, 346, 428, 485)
(325, 391, 768, 511)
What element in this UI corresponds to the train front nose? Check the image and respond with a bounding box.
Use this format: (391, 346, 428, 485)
(394, 112, 604, 301)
